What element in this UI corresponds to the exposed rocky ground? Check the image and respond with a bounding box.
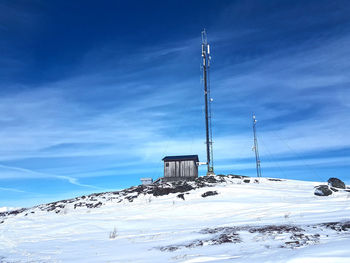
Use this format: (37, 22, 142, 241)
(0, 174, 253, 221)
(1, 175, 348, 223)
(159, 221, 350, 252)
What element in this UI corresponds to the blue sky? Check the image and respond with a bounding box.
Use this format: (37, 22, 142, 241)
(1, 0, 350, 207)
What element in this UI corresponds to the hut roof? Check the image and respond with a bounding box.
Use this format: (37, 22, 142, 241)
(162, 155, 199, 162)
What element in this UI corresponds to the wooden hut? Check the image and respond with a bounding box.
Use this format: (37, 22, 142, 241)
(162, 155, 199, 182)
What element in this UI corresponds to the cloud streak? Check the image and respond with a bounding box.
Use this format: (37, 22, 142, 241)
(0, 32, 349, 181)
(0, 186, 27, 193)
(0, 164, 102, 190)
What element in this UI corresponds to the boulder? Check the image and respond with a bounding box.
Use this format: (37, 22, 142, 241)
(327, 178, 345, 189)
(177, 193, 185, 200)
(314, 185, 332, 196)
(201, 191, 218, 198)
(268, 178, 283, 182)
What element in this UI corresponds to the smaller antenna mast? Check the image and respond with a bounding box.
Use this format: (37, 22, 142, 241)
(201, 29, 214, 175)
(252, 113, 262, 178)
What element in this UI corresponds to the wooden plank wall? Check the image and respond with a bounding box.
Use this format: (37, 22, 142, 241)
(164, 160, 198, 178)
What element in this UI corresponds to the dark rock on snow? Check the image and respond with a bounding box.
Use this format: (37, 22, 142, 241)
(159, 246, 179, 252)
(151, 183, 194, 197)
(227, 174, 248, 179)
(320, 221, 350, 232)
(160, 222, 348, 253)
(268, 178, 284, 182)
(0, 208, 27, 218)
(314, 185, 332, 196)
(201, 191, 218, 198)
(328, 178, 346, 189)
(248, 225, 304, 234)
(314, 178, 347, 196)
(177, 193, 185, 200)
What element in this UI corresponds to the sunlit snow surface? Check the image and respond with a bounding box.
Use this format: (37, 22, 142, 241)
(1, 177, 350, 262)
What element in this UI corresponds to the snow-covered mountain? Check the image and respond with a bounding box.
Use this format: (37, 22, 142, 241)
(1, 175, 350, 262)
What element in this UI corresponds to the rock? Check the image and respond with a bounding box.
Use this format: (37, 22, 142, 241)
(248, 225, 303, 234)
(196, 175, 225, 185)
(159, 246, 179, 252)
(268, 178, 283, 182)
(177, 193, 185, 200)
(212, 233, 241, 244)
(327, 178, 346, 189)
(201, 191, 218, 198)
(320, 221, 350, 232)
(0, 208, 27, 217)
(152, 183, 194, 196)
(243, 179, 250, 183)
(227, 174, 248, 179)
(314, 185, 332, 196)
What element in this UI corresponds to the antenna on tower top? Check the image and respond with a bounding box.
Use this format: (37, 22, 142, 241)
(202, 28, 208, 44)
(201, 29, 214, 175)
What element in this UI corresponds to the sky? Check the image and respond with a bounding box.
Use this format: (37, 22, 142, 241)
(1, 0, 350, 207)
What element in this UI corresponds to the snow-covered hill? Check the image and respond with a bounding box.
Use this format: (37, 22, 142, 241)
(0, 207, 18, 213)
(1, 175, 350, 262)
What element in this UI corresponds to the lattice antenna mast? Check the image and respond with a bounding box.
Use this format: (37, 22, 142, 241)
(201, 29, 214, 175)
(252, 113, 262, 178)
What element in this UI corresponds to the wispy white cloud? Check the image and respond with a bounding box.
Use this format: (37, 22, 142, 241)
(0, 186, 27, 193)
(0, 164, 102, 190)
(55, 176, 103, 189)
(0, 26, 349, 185)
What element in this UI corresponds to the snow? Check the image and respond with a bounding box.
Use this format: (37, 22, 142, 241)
(0, 207, 8, 213)
(0, 177, 350, 262)
(0, 207, 18, 213)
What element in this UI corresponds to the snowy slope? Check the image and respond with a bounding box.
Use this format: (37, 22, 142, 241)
(1, 175, 350, 263)
(0, 207, 15, 213)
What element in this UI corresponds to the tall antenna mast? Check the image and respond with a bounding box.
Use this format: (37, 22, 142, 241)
(252, 113, 262, 178)
(201, 29, 214, 175)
